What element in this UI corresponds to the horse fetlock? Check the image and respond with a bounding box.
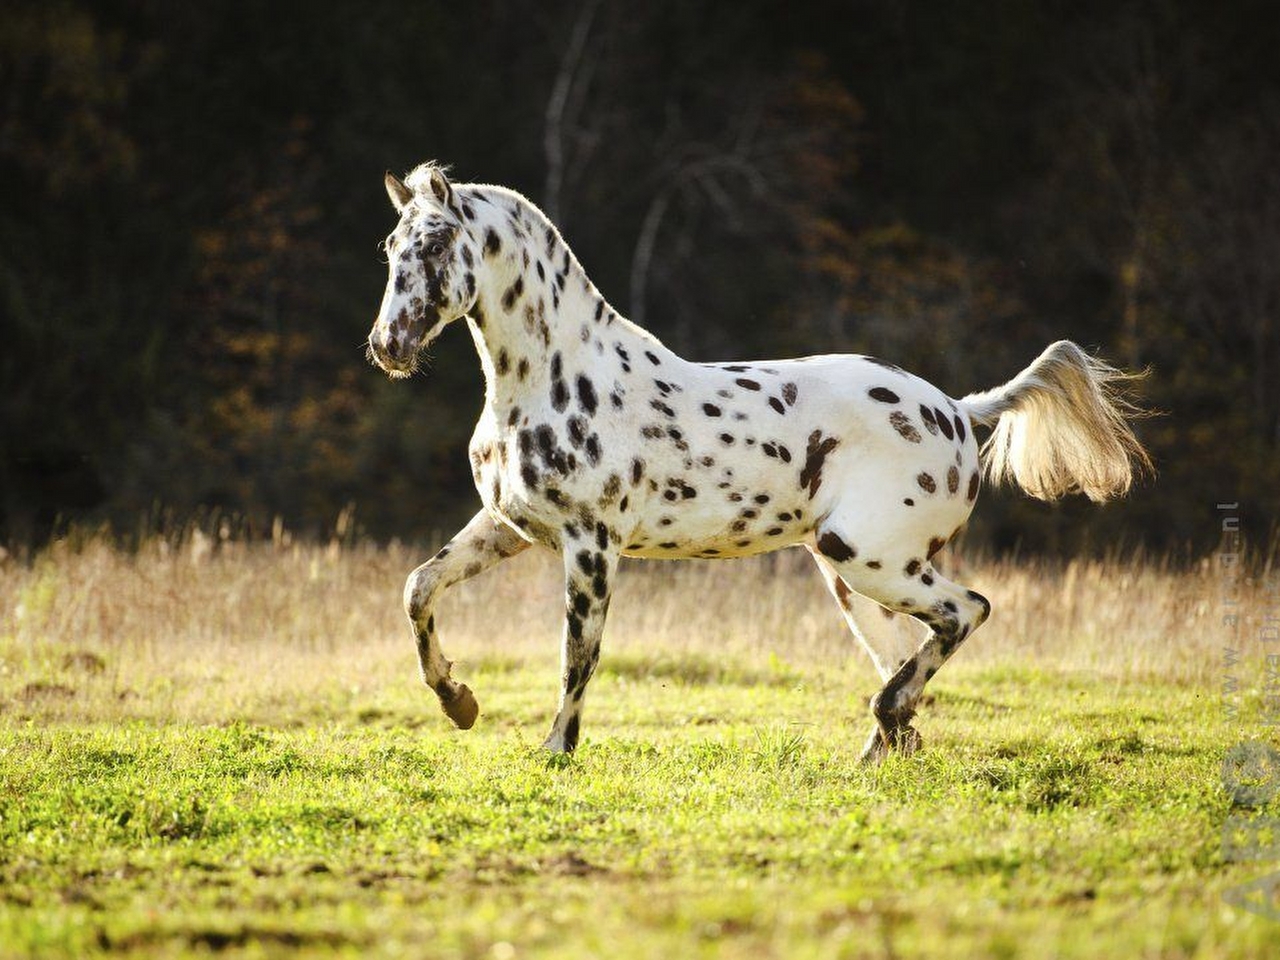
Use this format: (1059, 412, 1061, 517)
(870, 687, 916, 729)
(542, 712, 581, 754)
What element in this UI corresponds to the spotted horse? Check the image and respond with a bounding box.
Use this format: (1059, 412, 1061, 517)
(366, 163, 1152, 763)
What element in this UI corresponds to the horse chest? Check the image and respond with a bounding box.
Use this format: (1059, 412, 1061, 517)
(469, 411, 600, 545)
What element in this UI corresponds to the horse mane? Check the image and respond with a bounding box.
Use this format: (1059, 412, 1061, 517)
(404, 160, 453, 196)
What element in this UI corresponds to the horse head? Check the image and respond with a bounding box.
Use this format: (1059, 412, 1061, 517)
(367, 165, 479, 377)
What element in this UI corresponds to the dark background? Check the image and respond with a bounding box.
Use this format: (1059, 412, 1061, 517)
(3, 0, 1277, 553)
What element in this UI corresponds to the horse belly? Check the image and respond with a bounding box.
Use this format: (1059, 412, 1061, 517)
(620, 468, 819, 560)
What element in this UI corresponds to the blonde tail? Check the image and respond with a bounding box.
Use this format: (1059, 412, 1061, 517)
(959, 340, 1152, 502)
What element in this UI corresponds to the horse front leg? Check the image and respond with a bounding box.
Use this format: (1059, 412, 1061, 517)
(404, 509, 530, 728)
(543, 530, 621, 753)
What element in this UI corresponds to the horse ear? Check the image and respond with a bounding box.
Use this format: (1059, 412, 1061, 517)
(427, 167, 454, 207)
(384, 171, 412, 212)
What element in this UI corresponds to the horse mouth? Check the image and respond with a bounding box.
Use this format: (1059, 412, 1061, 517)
(366, 339, 421, 379)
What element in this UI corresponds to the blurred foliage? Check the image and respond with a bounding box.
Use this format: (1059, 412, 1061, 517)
(1, 0, 1276, 552)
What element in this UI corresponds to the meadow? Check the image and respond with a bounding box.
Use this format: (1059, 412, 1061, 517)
(0, 528, 1277, 958)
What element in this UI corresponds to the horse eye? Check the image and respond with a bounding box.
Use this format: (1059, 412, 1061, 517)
(429, 241, 446, 257)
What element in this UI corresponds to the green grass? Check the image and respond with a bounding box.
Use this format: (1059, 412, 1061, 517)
(0, 539, 1275, 957)
(1, 663, 1276, 959)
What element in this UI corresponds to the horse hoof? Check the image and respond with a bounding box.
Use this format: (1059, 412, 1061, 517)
(859, 726, 888, 765)
(897, 725, 923, 756)
(440, 683, 479, 729)
(858, 724, 923, 764)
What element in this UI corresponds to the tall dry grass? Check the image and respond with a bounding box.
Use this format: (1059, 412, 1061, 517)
(0, 528, 1257, 726)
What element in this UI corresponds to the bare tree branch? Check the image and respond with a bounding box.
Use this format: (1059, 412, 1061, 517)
(543, 0, 600, 223)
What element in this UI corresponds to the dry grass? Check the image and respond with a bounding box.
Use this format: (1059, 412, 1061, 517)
(2, 531, 1275, 959)
(0, 531, 1245, 727)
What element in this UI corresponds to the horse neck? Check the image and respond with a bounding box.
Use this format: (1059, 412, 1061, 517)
(461, 185, 665, 405)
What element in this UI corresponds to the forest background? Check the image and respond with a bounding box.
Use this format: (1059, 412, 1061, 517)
(4, 0, 1277, 553)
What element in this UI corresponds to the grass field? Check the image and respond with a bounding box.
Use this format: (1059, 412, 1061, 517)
(1, 531, 1278, 958)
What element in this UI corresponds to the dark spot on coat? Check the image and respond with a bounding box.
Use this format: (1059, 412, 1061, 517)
(869, 387, 900, 404)
(889, 411, 922, 443)
(834, 579, 852, 606)
(917, 473, 936, 494)
(645, 350, 660, 365)
(904, 559, 921, 576)
(927, 536, 947, 558)
(800, 431, 839, 498)
(496, 349, 510, 375)
(935, 409, 954, 440)
(564, 715, 580, 751)
(567, 416, 588, 447)
(919, 405, 938, 435)
(954, 414, 967, 443)
(816, 531, 856, 562)
(501, 276, 524, 310)
(576, 376, 598, 415)
(484, 229, 501, 256)
(947, 465, 960, 494)
(517, 358, 530, 380)
(967, 471, 980, 501)
(703, 403, 722, 417)
(782, 383, 798, 405)
(768, 397, 786, 414)
(735, 378, 761, 391)
(650, 399, 675, 418)
(551, 379, 570, 412)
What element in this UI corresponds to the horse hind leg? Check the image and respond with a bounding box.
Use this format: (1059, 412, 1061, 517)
(811, 524, 990, 764)
(808, 548, 928, 683)
(404, 510, 529, 728)
(863, 567, 989, 764)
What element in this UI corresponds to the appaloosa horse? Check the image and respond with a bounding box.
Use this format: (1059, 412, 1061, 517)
(366, 163, 1150, 762)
